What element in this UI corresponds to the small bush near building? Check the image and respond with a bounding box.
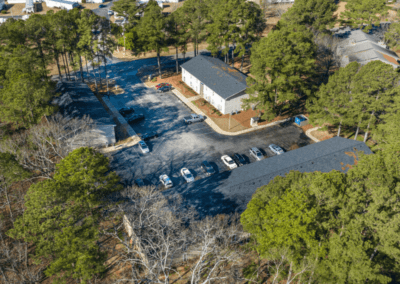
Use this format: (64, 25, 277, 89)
(1, 10, 7, 14)
(151, 77, 157, 82)
(82, 0, 86, 3)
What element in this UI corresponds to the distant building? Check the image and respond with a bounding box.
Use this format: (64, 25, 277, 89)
(181, 55, 249, 115)
(22, 0, 35, 13)
(52, 82, 116, 149)
(44, 0, 79, 10)
(335, 28, 400, 68)
(0, 0, 5, 10)
(163, 137, 372, 217)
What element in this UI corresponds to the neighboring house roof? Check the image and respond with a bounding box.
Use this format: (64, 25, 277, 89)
(52, 82, 116, 148)
(163, 137, 372, 217)
(180, 55, 248, 100)
(336, 29, 400, 68)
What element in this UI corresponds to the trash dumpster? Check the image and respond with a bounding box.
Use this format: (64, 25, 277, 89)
(295, 115, 308, 127)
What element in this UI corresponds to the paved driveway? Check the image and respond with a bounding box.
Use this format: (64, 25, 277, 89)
(107, 68, 313, 188)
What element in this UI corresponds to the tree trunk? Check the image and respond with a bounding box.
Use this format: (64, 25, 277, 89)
(92, 60, 98, 92)
(231, 44, 235, 67)
(55, 51, 63, 81)
(37, 40, 47, 77)
(183, 51, 186, 62)
(364, 112, 374, 143)
(240, 54, 244, 72)
(85, 56, 89, 75)
(176, 46, 179, 74)
(354, 123, 360, 140)
(79, 56, 84, 82)
(63, 51, 71, 80)
(157, 52, 162, 79)
(64, 50, 71, 80)
(3, 186, 14, 225)
(194, 40, 197, 57)
(104, 55, 108, 96)
(337, 120, 342, 137)
(61, 52, 68, 81)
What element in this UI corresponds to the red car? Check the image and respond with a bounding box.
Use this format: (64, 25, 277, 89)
(155, 83, 171, 89)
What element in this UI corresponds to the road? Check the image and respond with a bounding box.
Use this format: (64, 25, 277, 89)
(103, 60, 313, 188)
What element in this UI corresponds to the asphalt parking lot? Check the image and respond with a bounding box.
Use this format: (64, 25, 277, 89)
(108, 71, 313, 189)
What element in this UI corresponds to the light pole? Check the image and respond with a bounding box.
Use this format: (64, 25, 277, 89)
(228, 111, 234, 130)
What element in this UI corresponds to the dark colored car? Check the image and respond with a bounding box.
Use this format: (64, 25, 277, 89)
(233, 153, 246, 166)
(135, 178, 145, 187)
(201, 161, 215, 176)
(127, 113, 145, 123)
(119, 107, 135, 116)
(139, 131, 158, 141)
(157, 86, 171, 93)
(99, 4, 106, 8)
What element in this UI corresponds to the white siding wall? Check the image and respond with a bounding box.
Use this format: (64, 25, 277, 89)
(223, 91, 249, 114)
(182, 68, 200, 94)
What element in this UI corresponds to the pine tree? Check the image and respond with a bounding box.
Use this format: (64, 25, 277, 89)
(307, 62, 361, 136)
(180, 0, 209, 57)
(341, 0, 389, 33)
(243, 23, 316, 120)
(0, 153, 31, 225)
(282, 0, 337, 32)
(137, 0, 168, 78)
(7, 147, 122, 283)
(384, 20, 400, 51)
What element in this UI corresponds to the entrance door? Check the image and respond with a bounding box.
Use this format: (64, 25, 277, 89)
(200, 83, 204, 96)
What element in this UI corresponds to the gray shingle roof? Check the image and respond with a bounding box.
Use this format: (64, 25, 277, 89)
(336, 29, 399, 68)
(53, 82, 115, 126)
(180, 55, 248, 100)
(163, 137, 372, 217)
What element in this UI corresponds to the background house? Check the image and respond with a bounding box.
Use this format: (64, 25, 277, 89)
(163, 137, 372, 217)
(335, 28, 400, 68)
(180, 55, 249, 115)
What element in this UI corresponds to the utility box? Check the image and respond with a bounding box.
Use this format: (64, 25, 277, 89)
(295, 115, 308, 127)
(250, 117, 259, 127)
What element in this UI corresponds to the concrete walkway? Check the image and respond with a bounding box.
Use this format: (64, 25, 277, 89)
(170, 87, 321, 139)
(306, 126, 322, 143)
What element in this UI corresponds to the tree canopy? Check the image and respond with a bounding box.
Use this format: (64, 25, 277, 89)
(282, 0, 338, 31)
(242, 145, 400, 283)
(7, 147, 122, 283)
(340, 0, 389, 32)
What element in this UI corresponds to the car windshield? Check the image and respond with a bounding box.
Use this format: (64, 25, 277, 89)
(140, 142, 147, 147)
(186, 173, 193, 178)
(256, 152, 262, 157)
(227, 159, 234, 164)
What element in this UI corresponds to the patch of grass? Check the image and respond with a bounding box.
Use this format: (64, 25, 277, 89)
(1, 10, 7, 14)
(192, 101, 198, 107)
(151, 77, 158, 82)
(318, 125, 328, 131)
(179, 80, 197, 95)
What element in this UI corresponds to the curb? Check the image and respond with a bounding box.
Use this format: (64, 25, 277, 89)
(305, 127, 322, 143)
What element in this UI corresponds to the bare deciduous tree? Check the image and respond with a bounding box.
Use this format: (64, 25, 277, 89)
(0, 220, 43, 283)
(314, 32, 342, 85)
(103, 186, 248, 284)
(0, 113, 96, 179)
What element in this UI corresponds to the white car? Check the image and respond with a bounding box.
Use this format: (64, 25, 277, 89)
(249, 147, 264, 161)
(269, 144, 284, 155)
(108, 9, 114, 15)
(221, 155, 237, 169)
(138, 140, 149, 153)
(181, 168, 195, 183)
(159, 174, 173, 188)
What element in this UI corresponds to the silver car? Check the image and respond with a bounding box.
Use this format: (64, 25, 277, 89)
(269, 144, 284, 155)
(159, 174, 173, 188)
(181, 168, 195, 183)
(249, 147, 264, 161)
(138, 140, 149, 154)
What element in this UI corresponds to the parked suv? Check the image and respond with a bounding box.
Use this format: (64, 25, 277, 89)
(127, 113, 145, 123)
(201, 161, 215, 176)
(249, 147, 264, 161)
(139, 131, 158, 141)
(233, 153, 246, 166)
(157, 86, 171, 93)
(119, 107, 135, 116)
